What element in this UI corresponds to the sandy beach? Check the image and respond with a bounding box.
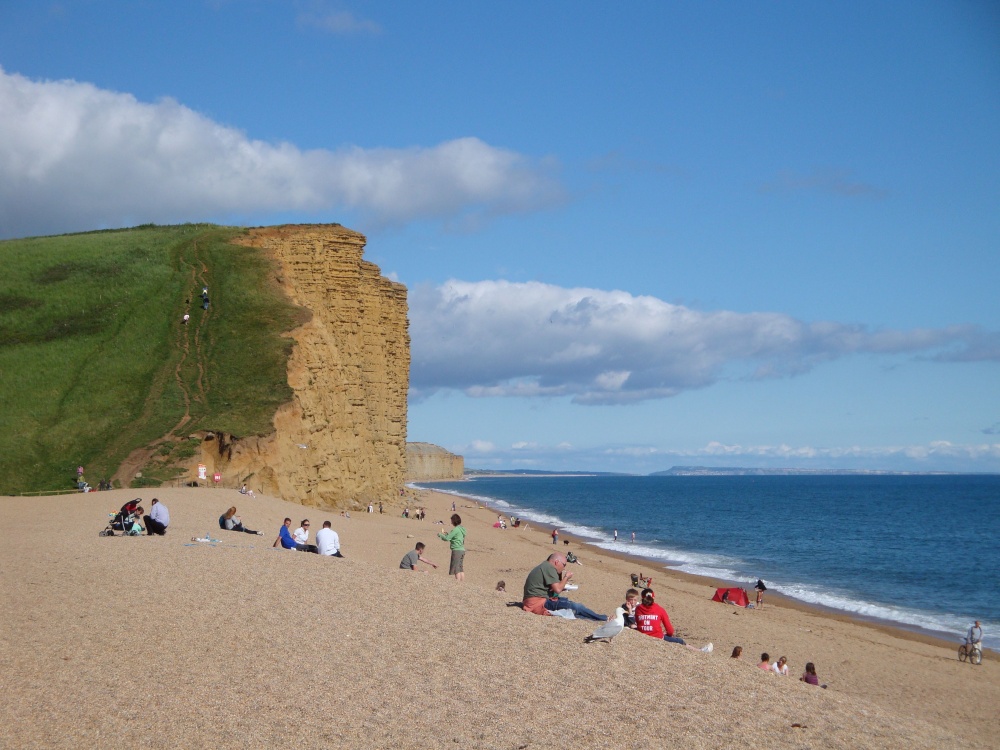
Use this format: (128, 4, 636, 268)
(2, 486, 996, 749)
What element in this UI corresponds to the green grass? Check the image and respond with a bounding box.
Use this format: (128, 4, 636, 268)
(0, 224, 306, 494)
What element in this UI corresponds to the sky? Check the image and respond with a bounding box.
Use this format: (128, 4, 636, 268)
(1, 1, 999, 473)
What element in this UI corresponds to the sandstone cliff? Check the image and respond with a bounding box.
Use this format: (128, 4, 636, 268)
(200, 224, 409, 509)
(405, 442, 464, 481)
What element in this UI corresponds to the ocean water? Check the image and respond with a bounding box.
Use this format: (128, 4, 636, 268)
(416, 474, 1000, 651)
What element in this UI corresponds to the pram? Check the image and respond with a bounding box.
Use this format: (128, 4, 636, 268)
(101, 499, 144, 536)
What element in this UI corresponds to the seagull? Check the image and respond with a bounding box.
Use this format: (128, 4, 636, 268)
(584, 607, 626, 644)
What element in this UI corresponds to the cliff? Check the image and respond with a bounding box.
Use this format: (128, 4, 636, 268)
(205, 224, 409, 508)
(406, 442, 464, 481)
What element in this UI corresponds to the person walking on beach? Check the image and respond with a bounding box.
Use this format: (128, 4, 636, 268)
(552, 528, 559, 545)
(631, 531, 635, 543)
(521, 553, 607, 621)
(613, 529, 618, 543)
(143, 498, 169, 536)
(400, 542, 438, 572)
(437, 514, 466, 581)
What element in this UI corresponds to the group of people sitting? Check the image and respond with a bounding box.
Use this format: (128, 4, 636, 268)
(729, 648, 826, 686)
(274, 517, 344, 557)
(518, 553, 714, 655)
(630, 572, 653, 589)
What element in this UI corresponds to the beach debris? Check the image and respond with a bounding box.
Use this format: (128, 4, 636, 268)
(584, 607, 626, 643)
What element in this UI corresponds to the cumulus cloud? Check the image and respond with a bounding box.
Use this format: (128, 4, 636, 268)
(409, 279, 996, 404)
(0, 67, 562, 238)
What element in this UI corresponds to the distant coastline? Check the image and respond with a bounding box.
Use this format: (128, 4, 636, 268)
(464, 466, 991, 478)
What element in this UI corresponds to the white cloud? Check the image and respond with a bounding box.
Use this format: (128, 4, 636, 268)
(456, 439, 1000, 473)
(296, 9, 382, 35)
(409, 279, 996, 404)
(0, 67, 563, 238)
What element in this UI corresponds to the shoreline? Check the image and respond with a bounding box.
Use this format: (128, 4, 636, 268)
(412, 482, 990, 658)
(3, 486, 997, 748)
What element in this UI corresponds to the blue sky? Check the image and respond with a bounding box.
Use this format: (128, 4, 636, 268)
(1, 1, 998, 473)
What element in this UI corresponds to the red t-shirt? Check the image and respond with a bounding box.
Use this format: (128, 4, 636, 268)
(635, 602, 674, 638)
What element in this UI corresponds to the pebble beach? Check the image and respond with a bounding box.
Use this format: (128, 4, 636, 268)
(2, 486, 996, 749)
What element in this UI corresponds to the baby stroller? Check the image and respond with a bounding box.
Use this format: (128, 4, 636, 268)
(101, 499, 144, 536)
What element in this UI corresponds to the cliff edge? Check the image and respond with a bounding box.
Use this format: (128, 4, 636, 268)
(208, 224, 409, 508)
(406, 442, 464, 481)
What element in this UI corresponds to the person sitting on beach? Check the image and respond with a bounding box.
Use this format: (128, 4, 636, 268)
(521, 553, 608, 622)
(565, 550, 582, 565)
(316, 520, 344, 557)
(144, 498, 169, 536)
(275, 518, 318, 552)
(130, 507, 145, 535)
(239, 483, 255, 498)
(403, 508, 410, 519)
(800, 662, 826, 687)
(222, 507, 263, 535)
(294, 520, 313, 546)
(731, 646, 743, 659)
(757, 653, 772, 671)
(634, 588, 712, 652)
(399, 542, 437, 572)
(621, 588, 640, 629)
(772, 655, 789, 675)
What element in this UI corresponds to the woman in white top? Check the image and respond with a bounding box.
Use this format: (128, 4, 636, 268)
(293, 520, 311, 545)
(772, 656, 789, 675)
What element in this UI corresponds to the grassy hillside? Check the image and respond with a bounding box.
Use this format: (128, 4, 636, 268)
(0, 225, 307, 494)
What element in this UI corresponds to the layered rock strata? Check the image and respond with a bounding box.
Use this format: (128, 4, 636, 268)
(405, 442, 465, 481)
(206, 224, 409, 508)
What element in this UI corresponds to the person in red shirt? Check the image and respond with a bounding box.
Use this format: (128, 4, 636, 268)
(634, 588, 713, 652)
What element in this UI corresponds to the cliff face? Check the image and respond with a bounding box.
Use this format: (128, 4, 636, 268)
(406, 442, 464, 481)
(214, 224, 409, 508)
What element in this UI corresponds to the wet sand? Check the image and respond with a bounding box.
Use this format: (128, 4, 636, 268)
(1, 486, 996, 749)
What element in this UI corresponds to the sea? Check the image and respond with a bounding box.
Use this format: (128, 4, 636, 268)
(414, 474, 999, 652)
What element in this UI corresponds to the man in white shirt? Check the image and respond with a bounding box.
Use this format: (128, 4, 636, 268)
(315, 520, 344, 557)
(966, 620, 983, 650)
